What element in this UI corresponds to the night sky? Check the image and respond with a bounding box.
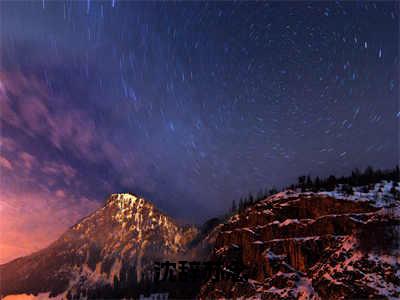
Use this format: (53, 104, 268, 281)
(0, 1, 398, 263)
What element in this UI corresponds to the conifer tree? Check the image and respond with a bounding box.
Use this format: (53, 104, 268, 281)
(239, 198, 244, 212)
(231, 200, 237, 213)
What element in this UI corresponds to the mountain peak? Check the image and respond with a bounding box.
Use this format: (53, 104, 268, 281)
(105, 192, 152, 208)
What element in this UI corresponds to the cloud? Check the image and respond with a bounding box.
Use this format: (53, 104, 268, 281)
(0, 71, 100, 161)
(0, 71, 138, 174)
(19, 152, 36, 170)
(41, 160, 77, 184)
(0, 155, 13, 170)
(55, 189, 66, 198)
(0, 136, 17, 152)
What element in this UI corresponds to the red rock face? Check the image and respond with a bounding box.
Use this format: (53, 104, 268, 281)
(199, 191, 400, 299)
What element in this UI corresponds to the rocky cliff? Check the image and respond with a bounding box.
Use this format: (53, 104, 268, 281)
(199, 188, 400, 299)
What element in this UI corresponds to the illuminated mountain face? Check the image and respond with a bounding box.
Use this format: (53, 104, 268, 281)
(0, 193, 199, 298)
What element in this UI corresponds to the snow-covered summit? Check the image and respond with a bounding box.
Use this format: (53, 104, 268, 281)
(319, 180, 400, 207)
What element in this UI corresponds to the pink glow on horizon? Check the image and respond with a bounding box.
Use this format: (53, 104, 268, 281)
(0, 191, 100, 264)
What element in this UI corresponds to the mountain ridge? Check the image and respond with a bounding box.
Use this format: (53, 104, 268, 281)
(0, 192, 200, 298)
(1, 181, 399, 299)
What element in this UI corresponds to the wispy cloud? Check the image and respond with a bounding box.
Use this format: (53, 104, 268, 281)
(1, 71, 100, 161)
(0, 71, 141, 179)
(41, 161, 77, 186)
(0, 155, 13, 170)
(19, 152, 36, 170)
(0, 136, 17, 152)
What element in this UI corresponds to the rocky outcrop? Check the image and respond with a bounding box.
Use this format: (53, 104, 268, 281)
(199, 191, 400, 299)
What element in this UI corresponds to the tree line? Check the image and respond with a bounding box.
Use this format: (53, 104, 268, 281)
(230, 165, 400, 214)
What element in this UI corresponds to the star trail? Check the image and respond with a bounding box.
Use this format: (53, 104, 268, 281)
(0, 1, 398, 263)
